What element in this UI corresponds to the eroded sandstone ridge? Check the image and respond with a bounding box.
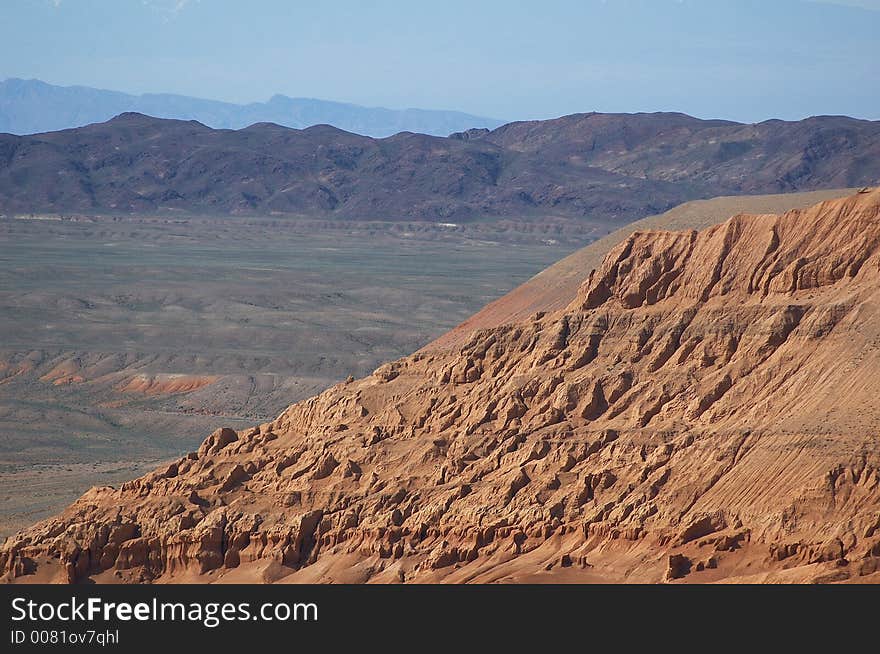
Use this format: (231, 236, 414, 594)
(3, 190, 880, 584)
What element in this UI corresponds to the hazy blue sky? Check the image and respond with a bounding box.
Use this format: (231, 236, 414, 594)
(1, 0, 878, 122)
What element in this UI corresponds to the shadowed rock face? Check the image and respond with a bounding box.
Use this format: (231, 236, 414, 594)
(3, 189, 880, 584)
(0, 111, 878, 224)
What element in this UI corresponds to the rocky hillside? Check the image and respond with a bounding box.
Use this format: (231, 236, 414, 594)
(1, 112, 878, 224)
(428, 187, 859, 351)
(3, 189, 880, 584)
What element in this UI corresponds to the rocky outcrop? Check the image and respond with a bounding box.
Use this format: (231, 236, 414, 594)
(3, 190, 880, 584)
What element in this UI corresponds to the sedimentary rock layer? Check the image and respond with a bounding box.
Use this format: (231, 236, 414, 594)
(3, 189, 880, 584)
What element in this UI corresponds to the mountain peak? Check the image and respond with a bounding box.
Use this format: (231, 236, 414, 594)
(109, 111, 153, 122)
(103, 112, 209, 129)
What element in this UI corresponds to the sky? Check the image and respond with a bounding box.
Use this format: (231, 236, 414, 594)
(1, 0, 878, 123)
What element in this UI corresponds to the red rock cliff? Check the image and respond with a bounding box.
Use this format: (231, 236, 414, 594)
(3, 189, 880, 584)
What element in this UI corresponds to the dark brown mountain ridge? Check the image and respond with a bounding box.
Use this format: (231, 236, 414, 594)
(1, 111, 878, 224)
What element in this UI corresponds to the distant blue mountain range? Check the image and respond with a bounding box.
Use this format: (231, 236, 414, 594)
(0, 78, 504, 138)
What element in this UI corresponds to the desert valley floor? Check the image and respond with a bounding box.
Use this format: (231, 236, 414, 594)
(0, 215, 586, 538)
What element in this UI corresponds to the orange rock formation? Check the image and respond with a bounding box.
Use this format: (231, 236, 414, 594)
(3, 189, 880, 584)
